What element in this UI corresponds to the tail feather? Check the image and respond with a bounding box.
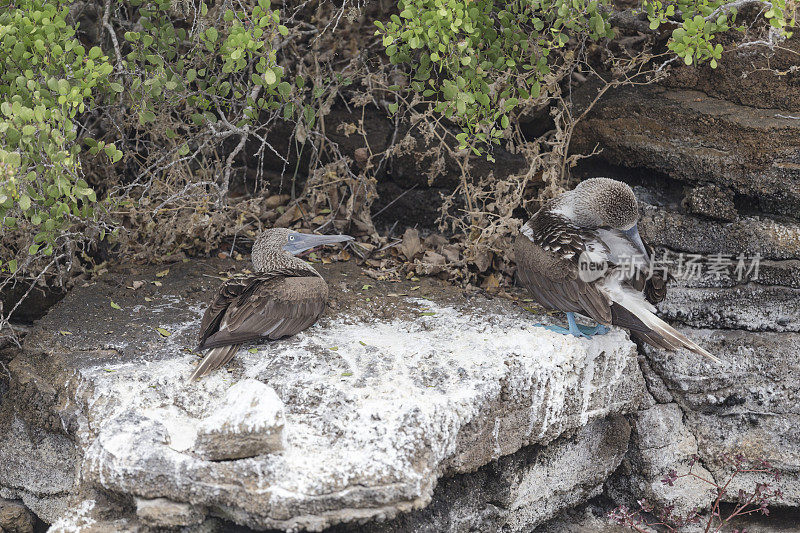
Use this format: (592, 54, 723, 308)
(189, 344, 240, 381)
(602, 281, 721, 364)
(633, 310, 721, 364)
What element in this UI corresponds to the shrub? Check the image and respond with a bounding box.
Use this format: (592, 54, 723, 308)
(375, 0, 614, 156)
(0, 0, 796, 332)
(376, 0, 796, 152)
(0, 0, 117, 274)
(609, 454, 783, 532)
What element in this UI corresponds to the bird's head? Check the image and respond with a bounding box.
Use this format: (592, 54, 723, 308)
(556, 177, 648, 258)
(251, 228, 353, 272)
(566, 178, 639, 230)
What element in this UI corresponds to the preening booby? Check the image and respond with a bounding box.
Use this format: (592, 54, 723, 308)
(190, 229, 353, 380)
(514, 177, 719, 363)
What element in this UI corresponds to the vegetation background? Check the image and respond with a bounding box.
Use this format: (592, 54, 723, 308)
(0, 0, 796, 341)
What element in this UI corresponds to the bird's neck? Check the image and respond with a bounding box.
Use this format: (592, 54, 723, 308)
(253, 251, 321, 277)
(547, 191, 603, 228)
(549, 192, 577, 222)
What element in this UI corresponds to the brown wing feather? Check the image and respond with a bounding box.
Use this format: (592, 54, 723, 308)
(514, 211, 613, 325)
(199, 276, 328, 350)
(198, 277, 251, 347)
(642, 240, 669, 305)
(197, 268, 314, 348)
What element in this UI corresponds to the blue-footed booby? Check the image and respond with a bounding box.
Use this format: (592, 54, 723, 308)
(514, 177, 719, 363)
(191, 229, 353, 380)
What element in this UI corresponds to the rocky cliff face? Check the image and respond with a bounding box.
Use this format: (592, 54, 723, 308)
(570, 36, 800, 524)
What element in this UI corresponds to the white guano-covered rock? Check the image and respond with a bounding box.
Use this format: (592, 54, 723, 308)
(1, 260, 646, 531)
(193, 379, 285, 460)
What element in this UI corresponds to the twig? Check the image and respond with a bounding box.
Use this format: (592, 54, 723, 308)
(102, 0, 122, 70)
(372, 184, 419, 219)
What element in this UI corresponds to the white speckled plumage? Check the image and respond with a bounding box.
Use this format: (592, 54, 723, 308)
(515, 178, 720, 363)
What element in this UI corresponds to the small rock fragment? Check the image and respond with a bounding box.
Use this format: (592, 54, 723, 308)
(683, 183, 738, 222)
(193, 379, 285, 461)
(135, 497, 204, 528)
(354, 147, 369, 166)
(0, 499, 35, 533)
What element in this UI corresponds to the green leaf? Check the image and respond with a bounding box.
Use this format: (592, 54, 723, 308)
(18, 195, 31, 211)
(110, 82, 124, 93)
(110, 300, 122, 310)
(205, 27, 219, 42)
(155, 327, 172, 337)
(139, 110, 156, 124)
(264, 69, 277, 85)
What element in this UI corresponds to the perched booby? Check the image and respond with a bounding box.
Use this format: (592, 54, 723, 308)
(190, 229, 353, 380)
(514, 177, 719, 363)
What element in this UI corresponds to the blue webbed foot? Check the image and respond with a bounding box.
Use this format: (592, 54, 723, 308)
(577, 323, 610, 336)
(537, 324, 573, 335)
(534, 313, 606, 339)
(566, 312, 592, 338)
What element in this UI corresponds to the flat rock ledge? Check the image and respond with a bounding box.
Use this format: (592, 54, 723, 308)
(0, 260, 645, 531)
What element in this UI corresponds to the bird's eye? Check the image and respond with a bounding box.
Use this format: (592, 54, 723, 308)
(289, 235, 295, 241)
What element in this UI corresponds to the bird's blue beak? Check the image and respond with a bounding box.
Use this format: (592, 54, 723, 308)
(623, 224, 649, 261)
(283, 232, 354, 255)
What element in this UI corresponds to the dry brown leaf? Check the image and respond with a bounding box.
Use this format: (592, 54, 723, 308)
(424, 233, 448, 249)
(275, 204, 304, 228)
(482, 273, 500, 291)
(474, 250, 493, 273)
(442, 245, 461, 263)
(354, 147, 369, 166)
(398, 228, 422, 260)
